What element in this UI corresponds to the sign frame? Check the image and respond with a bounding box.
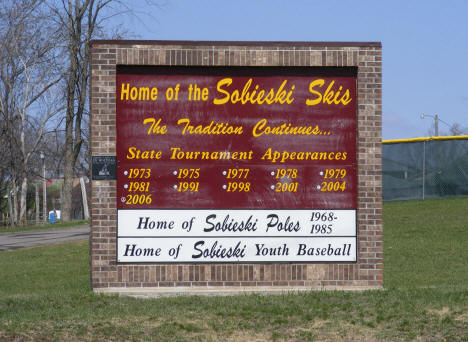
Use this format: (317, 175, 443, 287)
(90, 41, 383, 293)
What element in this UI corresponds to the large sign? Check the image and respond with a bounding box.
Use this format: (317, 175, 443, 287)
(116, 66, 357, 263)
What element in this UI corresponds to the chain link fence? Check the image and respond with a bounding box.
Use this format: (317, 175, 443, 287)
(382, 136, 468, 201)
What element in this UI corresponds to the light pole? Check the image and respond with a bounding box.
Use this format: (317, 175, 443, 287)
(35, 183, 39, 224)
(40, 152, 47, 223)
(420, 114, 439, 136)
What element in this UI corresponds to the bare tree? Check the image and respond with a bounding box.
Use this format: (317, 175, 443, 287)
(0, 0, 161, 224)
(425, 122, 468, 137)
(52, 0, 98, 221)
(449, 123, 468, 136)
(0, 0, 62, 225)
(50, 0, 161, 221)
(0, 118, 10, 225)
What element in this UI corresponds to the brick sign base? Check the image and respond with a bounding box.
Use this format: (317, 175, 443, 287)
(90, 41, 383, 294)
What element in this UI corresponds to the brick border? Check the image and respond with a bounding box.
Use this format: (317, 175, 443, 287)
(90, 41, 382, 291)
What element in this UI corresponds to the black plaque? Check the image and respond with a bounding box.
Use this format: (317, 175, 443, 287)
(92, 156, 116, 180)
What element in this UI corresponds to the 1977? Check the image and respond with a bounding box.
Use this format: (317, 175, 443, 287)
(225, 168, 249, 179)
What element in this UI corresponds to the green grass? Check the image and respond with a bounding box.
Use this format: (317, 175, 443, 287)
(0, 198, 467, 341)
(0, 219, 89, 234)
(383, 197, 468, 289)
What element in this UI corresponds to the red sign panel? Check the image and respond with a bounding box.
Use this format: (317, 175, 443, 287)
(116, 66, 356, 210)
(115, 66, 357, 263)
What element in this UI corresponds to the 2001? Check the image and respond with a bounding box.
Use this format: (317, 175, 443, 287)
(275, 182, 298, 192)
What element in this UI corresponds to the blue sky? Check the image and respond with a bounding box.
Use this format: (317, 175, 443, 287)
(116, 0, 468, 139)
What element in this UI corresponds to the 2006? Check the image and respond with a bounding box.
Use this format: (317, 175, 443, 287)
(125, 194, 152, 205)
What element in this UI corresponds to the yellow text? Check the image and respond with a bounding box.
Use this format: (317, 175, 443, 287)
(252, 118, 327, 137)
(177, 118, 243, 135)
(306, 79, 352, 106)
(120, 83, 158, 101)
(213, 78, 295, 105)
(143, 118, 167, 135)
(261, 148, 348, 163)
(126, 147, 162, 160)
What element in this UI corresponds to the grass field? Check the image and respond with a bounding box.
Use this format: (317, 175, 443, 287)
(0, 220, 89, 234)
(0, 198, 467, 341)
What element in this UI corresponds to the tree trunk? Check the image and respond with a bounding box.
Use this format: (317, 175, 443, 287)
(7, 192, 14, 227)
(61, 2, 84, 222)
(12, 178, 18, 225)
(19, 176, 28, 226)
(80, 176, 89, 220)
(62, 147, 75, 222)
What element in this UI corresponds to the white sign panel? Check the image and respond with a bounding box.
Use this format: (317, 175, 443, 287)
(117, 209, 356, 263)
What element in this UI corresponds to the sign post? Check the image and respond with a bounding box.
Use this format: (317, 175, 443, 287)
(91, 41, 382, 295)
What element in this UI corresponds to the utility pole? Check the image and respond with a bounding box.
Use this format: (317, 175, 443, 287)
(35, 183, 39, 224)
(420, 114, 440, 136)
(41, 152, 47, 223)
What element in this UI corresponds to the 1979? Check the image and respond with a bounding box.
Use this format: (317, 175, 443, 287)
(323, 168, 346, 179)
